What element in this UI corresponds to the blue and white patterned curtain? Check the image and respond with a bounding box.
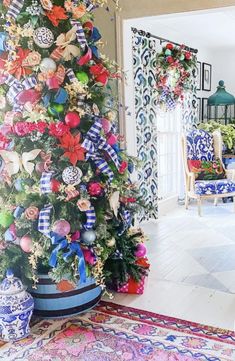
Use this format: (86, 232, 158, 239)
(132, 32, 197, 220)
(132, 34, 158, 220)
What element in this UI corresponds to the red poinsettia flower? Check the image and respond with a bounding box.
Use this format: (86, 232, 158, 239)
(90, 63, 110, 86)
(49, 122, 70, 138)
(59, 132, 85, 165)
(8, 48, 32, 80)
(46, 6, 68, 26)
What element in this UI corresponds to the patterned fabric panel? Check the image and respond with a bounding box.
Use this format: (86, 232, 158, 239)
(187, 129, 215, 161)
(132, 34, 158, 220)
(195, 179, 235, 195)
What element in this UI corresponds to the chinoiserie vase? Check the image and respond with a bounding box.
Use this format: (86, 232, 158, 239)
(0, 270, 34, 342)
(30, 274, 102, 318)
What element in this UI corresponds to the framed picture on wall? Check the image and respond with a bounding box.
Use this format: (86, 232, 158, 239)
(196, 61, 201, 91)
(202, 63, 212, 91)
(201, 97, 208, 120)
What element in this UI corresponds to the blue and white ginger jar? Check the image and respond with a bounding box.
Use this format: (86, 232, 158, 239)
(0, 269, 34, 342)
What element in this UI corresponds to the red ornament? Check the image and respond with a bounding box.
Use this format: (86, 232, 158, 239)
(185, 52, 191, 60)
(87, 182, 103, 197)
(166, 56, 174, 64)
(107, 134, 117, 146)
(51, 179, 61, 192)
(64, 112, 81, 128)
(16, 89, 41, 105)
(119, 161, 128, 174)
(166, 43, 174, 50)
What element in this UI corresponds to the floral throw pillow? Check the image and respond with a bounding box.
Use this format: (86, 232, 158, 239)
(187, 159, 226, 180)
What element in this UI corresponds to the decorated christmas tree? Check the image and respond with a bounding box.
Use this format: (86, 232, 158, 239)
(0, 0, 149, 292)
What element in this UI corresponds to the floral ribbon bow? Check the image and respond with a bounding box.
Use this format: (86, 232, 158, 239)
(51, 28, 80, 62)
(82, 117, 120, 182)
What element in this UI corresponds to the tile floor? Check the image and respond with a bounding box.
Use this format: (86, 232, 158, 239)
(106, 199, 235, 331)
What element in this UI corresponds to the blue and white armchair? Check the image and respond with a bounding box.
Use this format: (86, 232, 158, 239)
(182, 129, 235, 216)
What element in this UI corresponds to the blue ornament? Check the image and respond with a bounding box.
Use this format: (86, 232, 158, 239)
(81, 230, 96, 245)
(13, 206, 25, 219)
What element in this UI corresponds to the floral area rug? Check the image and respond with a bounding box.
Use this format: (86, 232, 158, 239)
(0, 301, 234, 361)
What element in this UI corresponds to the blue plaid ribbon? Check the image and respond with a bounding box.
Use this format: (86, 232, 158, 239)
(7, 0, 25, 19)
(160, 89, 176, 110)
(40, 172, 53, 194)
(38, 205, 86, 283)
(70, 20, 87, 49)
(84, 206, 96, 229)
(117, 208, 132, 236)
(4, 73, 38, 112)
(82, 117, 120, 182)
(38, 205, 53, 237)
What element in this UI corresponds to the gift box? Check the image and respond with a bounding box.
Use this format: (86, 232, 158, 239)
(117, 275, 146, 294)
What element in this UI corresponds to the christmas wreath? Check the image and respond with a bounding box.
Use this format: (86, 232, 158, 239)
(156, 43, 197, 110)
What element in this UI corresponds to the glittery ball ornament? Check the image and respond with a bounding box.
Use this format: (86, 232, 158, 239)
(20, 235, 33, 253)
(81, 230, 96, 245)
(40, 58, 57, 73)
(62, 166, 83, 186)
(33, 27, 54, 49)
(52, 220, 71, 237)
(134, 243, 147, 258)
(0, 212, 14, 228)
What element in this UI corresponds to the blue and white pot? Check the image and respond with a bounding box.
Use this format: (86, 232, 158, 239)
(0, 270, 34, 342)
(30, 275, 102, 318)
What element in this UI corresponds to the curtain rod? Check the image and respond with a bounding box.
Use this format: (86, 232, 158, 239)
(131, 27, 198, 54)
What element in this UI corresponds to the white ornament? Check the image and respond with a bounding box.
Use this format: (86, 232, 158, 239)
(33, 27, 54, 49)
(62, 166, 83, 186)
(40, 58, 57, 73)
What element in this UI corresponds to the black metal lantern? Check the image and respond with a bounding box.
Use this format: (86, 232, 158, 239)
(207, 80, 235, 125)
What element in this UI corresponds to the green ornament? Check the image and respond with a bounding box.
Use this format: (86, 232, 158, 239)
(48, 103, 64, 117)
(165, 49, 172, 56)
(180, 54, 185, 61)
(0, 211, 14, 228)
(75, 71, 89, 84)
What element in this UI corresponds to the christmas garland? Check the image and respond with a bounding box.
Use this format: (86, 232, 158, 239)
(156, 43, 197, 110)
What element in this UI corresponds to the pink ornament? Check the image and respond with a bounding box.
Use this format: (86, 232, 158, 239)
(134, 243, 147, 258)
(107, 134, 117, 146)
(20, 235, 33, 253)
(16, 89, 41, 105)
(65, 112, 81, 128)
(101, 118, 111, 134)
(83, 249, 96, 265)
(52, 220, 71, 236)
(46, 76, 60, 90)
(71, 231, 80, 241)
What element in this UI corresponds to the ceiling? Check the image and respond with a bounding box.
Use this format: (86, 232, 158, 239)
(127, 6, 235, 50)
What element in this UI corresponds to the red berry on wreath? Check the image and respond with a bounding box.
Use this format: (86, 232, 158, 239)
(166, 43, 174, 50)
(185, 52, 191, 60)
(166, 56, 174, 64)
